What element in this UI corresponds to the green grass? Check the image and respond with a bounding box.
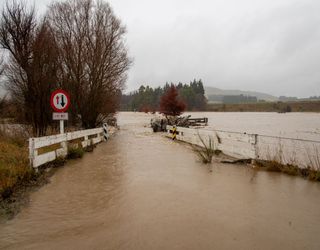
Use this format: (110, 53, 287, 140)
(207, 100, 320, 112)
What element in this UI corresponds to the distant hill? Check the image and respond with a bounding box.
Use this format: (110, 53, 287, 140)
(204, 86, 278, 102)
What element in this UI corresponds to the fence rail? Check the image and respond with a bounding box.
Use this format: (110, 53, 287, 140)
(166, 125, 257, 159)
(29, 125, 108, 168)
(166, 125, 320, 169)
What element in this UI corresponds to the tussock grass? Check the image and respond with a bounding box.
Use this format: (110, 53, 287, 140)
(0, 131, 34, 199)
(193, 133, 220, 165)
(256, 142, 320, 181)
(306, 146, 320, 171)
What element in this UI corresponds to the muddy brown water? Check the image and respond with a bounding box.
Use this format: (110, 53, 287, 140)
(185, 112, 320, 140)
(1, 112, 320, 249)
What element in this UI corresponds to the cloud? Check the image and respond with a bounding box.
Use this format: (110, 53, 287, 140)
(1, 0, 319, 97)
(107, 0, 320, 97)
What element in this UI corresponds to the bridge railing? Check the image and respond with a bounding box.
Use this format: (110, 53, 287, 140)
(29, 126, 107, 168)
(166, 125, 320, 169)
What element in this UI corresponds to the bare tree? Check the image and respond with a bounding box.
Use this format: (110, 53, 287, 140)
(0, 1, 59, 135)
(48, 0, 131, 128)
(0, 95, 5, 116)
(0, 54, 3, 76)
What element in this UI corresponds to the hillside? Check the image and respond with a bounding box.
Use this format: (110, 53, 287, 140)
(205, 86, 278, 101)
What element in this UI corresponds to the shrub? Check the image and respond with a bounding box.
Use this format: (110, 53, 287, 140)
(67, 147, 84, 159)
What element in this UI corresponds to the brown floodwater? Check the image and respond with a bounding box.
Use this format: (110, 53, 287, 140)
(1, 112, 320, 249)
(185, 112, 320, 140)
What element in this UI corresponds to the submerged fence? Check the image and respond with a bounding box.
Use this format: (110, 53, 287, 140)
(29, 125, 109, 168)
(166, 125, 320, 169)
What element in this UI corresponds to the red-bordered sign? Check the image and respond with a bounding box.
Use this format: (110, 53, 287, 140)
(50, 89, 70, 112)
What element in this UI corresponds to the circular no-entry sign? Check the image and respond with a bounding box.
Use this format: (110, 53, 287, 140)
(50, 89, 70, 112)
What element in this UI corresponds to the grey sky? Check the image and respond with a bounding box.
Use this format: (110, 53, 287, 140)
(3, 0, 320, 97)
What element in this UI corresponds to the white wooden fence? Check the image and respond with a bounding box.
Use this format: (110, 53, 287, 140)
(166, 125, 320, 169)
(29, 126, 108, 168)
(166, 125, 257, 159)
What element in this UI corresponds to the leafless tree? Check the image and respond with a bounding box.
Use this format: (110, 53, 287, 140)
(0, 54, 4, 76)
(0, 95, 5, 115)
(48, 0, 132, 128)
(0, 1, 59, 135)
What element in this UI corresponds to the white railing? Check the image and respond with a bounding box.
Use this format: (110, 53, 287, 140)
(29, 126, 108, 168)
(166, 125, 257, 159)
(166, 125, 320, 169)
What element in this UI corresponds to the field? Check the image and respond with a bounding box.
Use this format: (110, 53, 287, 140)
(206, 101, 320, 112)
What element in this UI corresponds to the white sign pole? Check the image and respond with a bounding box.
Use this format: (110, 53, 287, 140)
(60, 120, 64, 134)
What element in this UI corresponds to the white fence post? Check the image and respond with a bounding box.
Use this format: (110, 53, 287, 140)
(254, 134, 258, 159)
(29, 138, 35, 168)
(61, 133, 68, 157)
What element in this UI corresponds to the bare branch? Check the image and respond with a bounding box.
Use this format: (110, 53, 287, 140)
(47, 0, 132, 128)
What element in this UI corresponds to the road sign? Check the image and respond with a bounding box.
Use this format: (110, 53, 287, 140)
(53, 112, 69, 120)
(50, 89, 70, 112)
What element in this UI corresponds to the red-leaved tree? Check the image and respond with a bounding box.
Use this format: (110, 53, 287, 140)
(160, 85, 186, 116)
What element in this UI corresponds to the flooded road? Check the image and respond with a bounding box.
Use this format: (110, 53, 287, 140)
(1, 112, 320, 249)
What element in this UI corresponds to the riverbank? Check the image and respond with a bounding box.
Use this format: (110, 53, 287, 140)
(206, 100, 320, 112)
(0, 130, 39, 220)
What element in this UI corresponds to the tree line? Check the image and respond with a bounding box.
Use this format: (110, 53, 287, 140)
(121, 79, 207, 112)
(0, 0, 131, 136)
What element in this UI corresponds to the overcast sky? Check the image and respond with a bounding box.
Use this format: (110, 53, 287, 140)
(2, 0, 320, 97)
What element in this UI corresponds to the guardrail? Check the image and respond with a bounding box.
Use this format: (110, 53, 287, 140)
(29, 125, 108, 168)
(166, 125, 320, 169)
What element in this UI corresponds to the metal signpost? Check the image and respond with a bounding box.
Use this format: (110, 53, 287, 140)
(50, 89, 70, 134)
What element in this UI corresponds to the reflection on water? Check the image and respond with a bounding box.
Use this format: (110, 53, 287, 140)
(0, 112, 320, 250)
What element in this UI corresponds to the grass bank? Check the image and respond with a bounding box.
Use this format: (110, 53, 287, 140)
(0, 131, 42, 220)
(254, 159, 320, 181)
(0, 126, 117, 220)
(0, 130, 86, 220)
(0, 131, 33, 200)
(207, 100, 320, 112)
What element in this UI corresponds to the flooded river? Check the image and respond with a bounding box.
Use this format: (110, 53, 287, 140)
(185, 112, 320, 140)
(1, 112, 320, 249)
